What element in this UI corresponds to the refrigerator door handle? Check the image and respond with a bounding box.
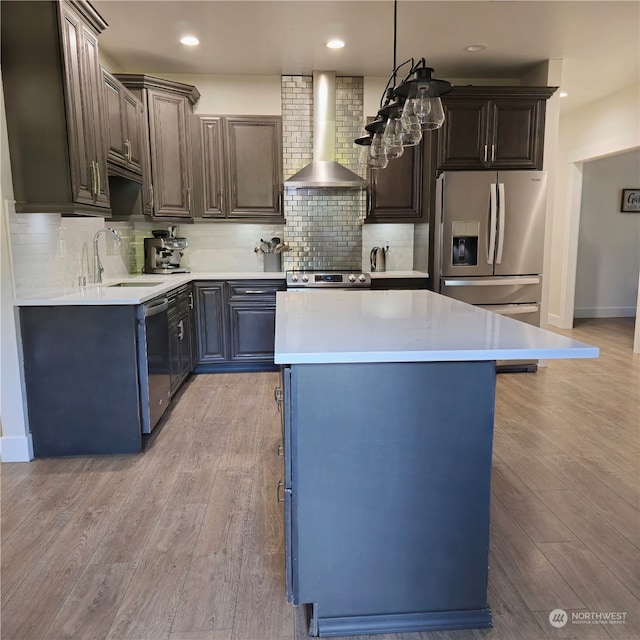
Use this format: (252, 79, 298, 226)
(479, 304, 539, 315)
(488, 183, 498, 264)
(442, 276, 541, 287)
(496, 182, 506, 264)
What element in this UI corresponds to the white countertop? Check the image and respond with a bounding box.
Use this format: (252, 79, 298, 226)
(13, 272, 286, 306)
(274, 289, 599, 364)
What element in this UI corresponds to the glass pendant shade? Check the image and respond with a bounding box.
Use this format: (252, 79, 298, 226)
(421, 96, 445, 130)
(399, 100, 423, 146)
(368, 133, 389, 169)
(358, 143, 371, 168)
(382, 116, 404, 159)
(411, 85, 432, 125)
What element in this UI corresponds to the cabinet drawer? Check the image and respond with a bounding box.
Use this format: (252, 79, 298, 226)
(228, 280, 285, 300)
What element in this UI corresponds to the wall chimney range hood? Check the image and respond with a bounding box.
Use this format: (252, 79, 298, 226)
(285, 71, 366, 189)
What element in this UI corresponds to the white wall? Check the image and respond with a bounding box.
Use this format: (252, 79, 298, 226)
(0, 75, 31, 462)
(574, 150, 640, 317)
(547, 83, 640, 327)
(155, 73, 281, 115)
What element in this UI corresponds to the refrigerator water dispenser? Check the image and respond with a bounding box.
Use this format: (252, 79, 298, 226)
(451, 221, 479, 266)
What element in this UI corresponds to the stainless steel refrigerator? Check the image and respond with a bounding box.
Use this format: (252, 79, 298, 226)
(433, 170, 547, 371)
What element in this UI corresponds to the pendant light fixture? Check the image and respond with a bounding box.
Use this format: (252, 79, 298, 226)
(354, 0, 453, 167)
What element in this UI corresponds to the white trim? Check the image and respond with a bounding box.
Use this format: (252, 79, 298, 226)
(0, 434, 33, 462)
(634, 272, 640, 354)
(559, 140, 640, 331)
(547, 313, 562, 327)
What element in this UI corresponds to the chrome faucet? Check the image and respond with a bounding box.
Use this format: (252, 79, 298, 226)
(93, 227, 122, 283)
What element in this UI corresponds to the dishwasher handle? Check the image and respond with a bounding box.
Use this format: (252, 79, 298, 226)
(144, 298, 169, 317)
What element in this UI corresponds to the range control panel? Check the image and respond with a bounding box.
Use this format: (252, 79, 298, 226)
(286, 271, 371, 289)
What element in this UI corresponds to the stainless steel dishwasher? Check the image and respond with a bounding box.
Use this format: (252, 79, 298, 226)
(138, 296, 171, 433)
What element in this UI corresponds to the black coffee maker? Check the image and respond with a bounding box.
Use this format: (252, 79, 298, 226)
(143, 227, 190, 274)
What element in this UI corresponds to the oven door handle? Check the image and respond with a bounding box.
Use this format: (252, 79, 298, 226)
(144, 298, 169, 317)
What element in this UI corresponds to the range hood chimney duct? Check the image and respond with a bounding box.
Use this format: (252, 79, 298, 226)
(285, 71, 366, 189)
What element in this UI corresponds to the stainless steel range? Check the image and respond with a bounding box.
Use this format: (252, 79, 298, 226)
(286, 270, 371, 289)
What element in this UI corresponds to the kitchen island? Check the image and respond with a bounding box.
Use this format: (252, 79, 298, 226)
(274, 289, 598, 637)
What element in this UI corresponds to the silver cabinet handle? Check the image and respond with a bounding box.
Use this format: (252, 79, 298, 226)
(491, 144, 496, 162)
(96, 161, 101, 196)
(274, 387, 283, 404)
(277, 480, 285, 503)
(178, 319, 184, 340)
(187, 187, 192, 211)
(244, 290, 267, 294)
(277, 443, 284, 457)
(188, 291, 194, 309)
(90, 161, 97, 197)
(149, 185, 154, 209)
(124, 139, 131, 161)
(483, 144, 488, 164)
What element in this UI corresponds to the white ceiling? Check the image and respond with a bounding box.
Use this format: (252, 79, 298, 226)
(93, 0, 640, 113)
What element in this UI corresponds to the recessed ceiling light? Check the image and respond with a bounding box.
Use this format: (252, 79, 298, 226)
(180, 35, 199, 46)
(560, 92, 568, 98)
(326, 39, 345, 49)
(464, 43, 488, 53)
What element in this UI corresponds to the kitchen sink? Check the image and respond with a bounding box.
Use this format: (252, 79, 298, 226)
(108, 282, 164, 287)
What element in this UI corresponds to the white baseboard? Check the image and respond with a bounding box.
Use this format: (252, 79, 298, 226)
(547, 313, 562, 327)
(0, 434, 34, 462)
(574, 307, 637, 318)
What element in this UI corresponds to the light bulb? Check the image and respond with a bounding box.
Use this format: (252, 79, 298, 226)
(421, 97, 445, 130)
(412, 85, 432, 125)
(400, 101, 423, 146)
(368, 134, 388, 169)
(382, 117, 404, 159)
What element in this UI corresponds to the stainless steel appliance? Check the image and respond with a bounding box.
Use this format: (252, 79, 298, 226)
(370, 247, 387, 272)
(144, 236, 190, 274)
(434, 170, 547, 371)
(137, 297, 171, 433)
(286, 270, 371, 289)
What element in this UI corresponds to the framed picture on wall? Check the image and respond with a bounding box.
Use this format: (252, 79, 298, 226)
(621, 189, 640, 212)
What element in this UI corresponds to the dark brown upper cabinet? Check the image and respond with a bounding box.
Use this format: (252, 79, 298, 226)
(436, 87, 557, 171)
(1, 0, 110, 215)
(102, 68, 144, 179)
(367, 144, 422, 222)
(197, 115, 283, 222)
(115, 74, 200, 220)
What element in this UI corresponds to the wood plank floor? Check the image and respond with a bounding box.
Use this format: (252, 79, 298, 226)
(1, 317, 638, 640)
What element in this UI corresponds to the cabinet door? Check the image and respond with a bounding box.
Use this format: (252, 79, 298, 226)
(368, 144, 422, 221)
(123, 92, 144, 174)
(228, 302, 276, 361)
(81, 25, 109, 208)
(194, 283, 227, 363)
(103, 69, 127, 166)
(147, 89, 193, 218)
(60, 5, 95, 206)
(224, 117, 283, 218)
(489, 99, 543, 170)
(199, 117, 225, 218)
(436, 99, 489, 170)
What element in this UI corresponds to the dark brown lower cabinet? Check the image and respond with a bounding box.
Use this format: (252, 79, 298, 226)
(168, 284, 195, 394)
(229, 303, 277, 361)
(194, 279, 285, 372)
